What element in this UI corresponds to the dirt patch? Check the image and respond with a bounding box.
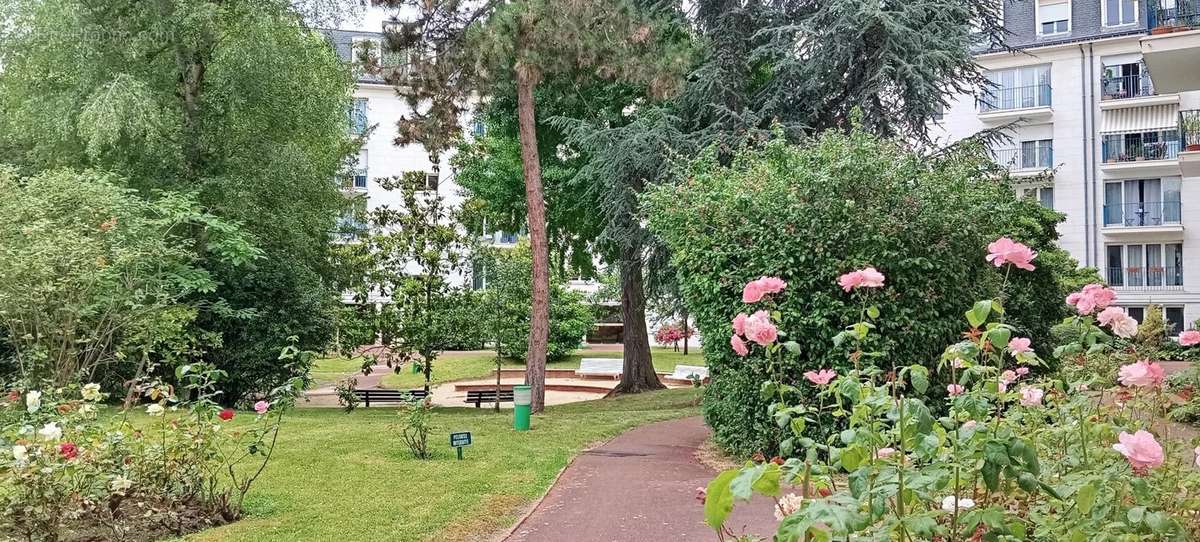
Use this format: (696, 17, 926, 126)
(696, 437, 743, 472)
(433, 493, 527, 542)
(28, 497, 231, 542)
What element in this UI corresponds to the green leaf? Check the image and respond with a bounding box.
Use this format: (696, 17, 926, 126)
(985, 326, 1011, 350)
(790, 417, 806, 437)
(907, 365, 929, 395)
(1076, 482, 1097, 515)
(1127, 506, 1145, 525)
(1016, 472, 1038, 494)
(866, 306, 880, 319)
(981, 461, 1000, 491)
(839, 446, 867, 471)
(965, 300, 992, 328)
(783, 341, 801, 355)
(704, 469, 738, 530)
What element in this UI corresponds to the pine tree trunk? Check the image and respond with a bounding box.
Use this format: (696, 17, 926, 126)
(611, 241, 664, 394)
(516, 65, 549, 414)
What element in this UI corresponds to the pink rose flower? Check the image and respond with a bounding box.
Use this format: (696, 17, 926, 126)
(999, 370, 1016, 392)
(253, 400, 270, 415)
(742, 311, 777, 346)
(1118, 360, 1165, 388)
(1180, 330, 1200, 347)
(1113, 430, 1164, 472)
(875, 447, 896, 459)
(1097, 307, 1138, 338)
(986, 237, 1038, 271)
(837, 267, 885, 292)
(804, 369, 837, 386)
(946, 384, 965, 396)
(730, 335, 749, 357)
(1194, 446, 1200, 469)
(1015, 367, 1029, 377)
(742, 280, 765, 303)
(1019, 386, 1044, 406)
(1066, 284, 1116, 315)
(1008, 337, 1032, 355)
(1097, 306, 1125, 326)
(732, 313, 748, 336)
(961, 420, 978, 431)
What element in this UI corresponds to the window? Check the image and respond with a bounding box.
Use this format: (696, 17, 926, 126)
(1104, 0, 1137, 27)
(471, 119, 487, 138)
(982, 66, 1052, 111)
(1166, 307, 1186, 336)
(350, 98, 368, 135)
(1020, 186, 1055, 209)
(1102, 61, 1153, 100)
(423, 172, 439, 192)
(351, 37, 382, 77)
(1019, 139, 1054, 169)
(472, 260, 487, 290)
(1103, 178, 1182, 227)
(1105, 243, 1184, 288)
(499, 231, 519, 244)
(353, 150, 368, 189)
(1127, 306, 1145, 323)
(1038, 0, 1070, 35)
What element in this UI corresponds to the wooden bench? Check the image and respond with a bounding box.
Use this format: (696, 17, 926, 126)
(575, 358, 623, 379)
(353, 388, 428, 407)
(465, 389, 515, 408)
(663, 365, 709, 385)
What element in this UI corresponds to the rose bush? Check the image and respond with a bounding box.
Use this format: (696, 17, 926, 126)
(645, 130, 1097, 455)
(704, 238, 1200, 541)
(0, 345, 305, 541)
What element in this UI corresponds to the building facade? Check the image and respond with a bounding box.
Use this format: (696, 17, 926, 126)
(933, 0, 1200, 335)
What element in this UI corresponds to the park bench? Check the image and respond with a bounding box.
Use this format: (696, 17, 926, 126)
(353, 388, 428, 407)
(465, 389, 515, 408)
(575, 358, 623, 379)
(663, 365, 709, 385)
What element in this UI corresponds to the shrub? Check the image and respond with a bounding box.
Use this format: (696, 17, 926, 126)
(481, 242, 594, 361)
(1136, 303, 1168, 351)
(398, 397, 435, 460)
(705, 265, 1200, 540)
(645, 131, 1086, 456)
(441, 289, 490, 351)
(0, 167, 260, 392)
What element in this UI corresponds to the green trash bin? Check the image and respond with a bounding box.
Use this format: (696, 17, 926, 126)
(513, 384, 531, 431)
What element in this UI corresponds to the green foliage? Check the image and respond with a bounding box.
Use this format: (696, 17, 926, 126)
(398, 397, 436, 460)
(645, 130, 1082, 456)
(0, 167, 259, 388)
(479, 243, 595, 361)
(0, 0, 356, 401)
(1136, 304, 1168, 351)
(440, 289, 490, 351)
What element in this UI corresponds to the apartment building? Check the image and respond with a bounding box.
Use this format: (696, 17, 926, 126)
(933, 0, 1200, 335)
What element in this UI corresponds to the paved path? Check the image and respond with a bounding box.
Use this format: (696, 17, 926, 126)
(504, 416, 779, 542)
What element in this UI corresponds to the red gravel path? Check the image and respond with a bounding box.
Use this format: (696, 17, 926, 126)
(504, 416, 779, 542)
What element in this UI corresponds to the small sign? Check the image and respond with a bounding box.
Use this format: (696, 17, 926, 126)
(450, 432, 473, 447)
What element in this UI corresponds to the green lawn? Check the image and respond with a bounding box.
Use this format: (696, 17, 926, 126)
(379, 346, 705, 389)
(186, 388, 703, 542)
(308, 357, 364, 388)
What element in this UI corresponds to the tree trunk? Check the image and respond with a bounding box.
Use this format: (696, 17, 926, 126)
(611, 241, 665, 394)
(682, 308, 689, 356)
(515, 65, 550, 414)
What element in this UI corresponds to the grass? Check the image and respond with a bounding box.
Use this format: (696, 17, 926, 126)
(308, 357, 365, 388)
(185, 387, 703, 542)
(379, 346, 705, 389)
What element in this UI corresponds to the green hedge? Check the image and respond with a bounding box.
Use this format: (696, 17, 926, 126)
(645, 130, 1089, 456)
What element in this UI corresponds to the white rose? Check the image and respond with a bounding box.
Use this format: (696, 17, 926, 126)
(25, 390, 41, 413)
(38, 422, 62, 441)
(109, 475, 133, 492)
(81, 383, 102, 402)
(11, 445, 28, 465)
(941, 495, 975, 512)
(146, 404, 165, 417)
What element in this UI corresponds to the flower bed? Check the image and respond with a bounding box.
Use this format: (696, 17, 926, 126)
(704, 237, 1200, 540)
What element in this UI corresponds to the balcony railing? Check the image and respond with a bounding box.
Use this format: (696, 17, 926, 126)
(1150, 1, 1200, 31)
(980, 84, 1052, 112)
(991, 146, 1053, 170)
(1102, 137, 1180, 163)
(1106, 266, 1184, 289)
(1183, 110, 1200, 150)
(1102, 73, 1155, 100)
(1103, 201, 1183, 227)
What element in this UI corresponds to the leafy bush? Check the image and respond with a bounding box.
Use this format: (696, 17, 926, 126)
(645, 131, 1087, 456)
(441, 289, 490, 351)
(0, 353, 304, 541)
(481, 242, 594, 361)
(398, 397, 435, 460)
(705, 264, 1200, 540)
(0, 167, 260, 391)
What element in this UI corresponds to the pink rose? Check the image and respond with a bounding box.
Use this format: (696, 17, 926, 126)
(986, 237, 1037, 271)
(961, 420, 978, 431)
(1015, 367, 1029, 377)
(742, 311, 777, 346)
(730, 335, 749, 357)
(1180, 330, 1200, 347)
(1113, 430, 1164, 472)
(875, 447, 896, 459)
(1118, 360, 1165, 388)
(1019, 386, 1044, 406)
(755, 276, 787, 295)
(804, 369, 837, 386)
(742, 280, 765, 303)
(1066, 284, 1116, 315)
(837, 267, 885, 292)
(1194, 446, 1200, 469)
(253, 400, 270, 415)
(732, 313, 748, 336)
(1097, 306, 1125, 326)
(1111, 315, 1138, 338)
(999, 371, 1016, 393)
(1008, 337, 1032, 355)
(946, 384, 965, 396)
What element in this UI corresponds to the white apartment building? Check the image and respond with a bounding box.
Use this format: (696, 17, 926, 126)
(933, 0, 1200, 335)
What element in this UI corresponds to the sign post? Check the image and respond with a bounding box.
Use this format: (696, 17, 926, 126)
(450, 431, 472, 460)
(513, 384, 532, 431)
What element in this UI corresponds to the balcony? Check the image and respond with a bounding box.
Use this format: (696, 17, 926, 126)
(1181, 110, 1200, 177)
(1106, 266, 1184, 290)
(991, 145, 1053, 178)
(1141, 1, 1200, 94)
(978, 84, 1053, 122)
(1102, 201, 1184, 237)
(1100, 72, 1179, 110)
